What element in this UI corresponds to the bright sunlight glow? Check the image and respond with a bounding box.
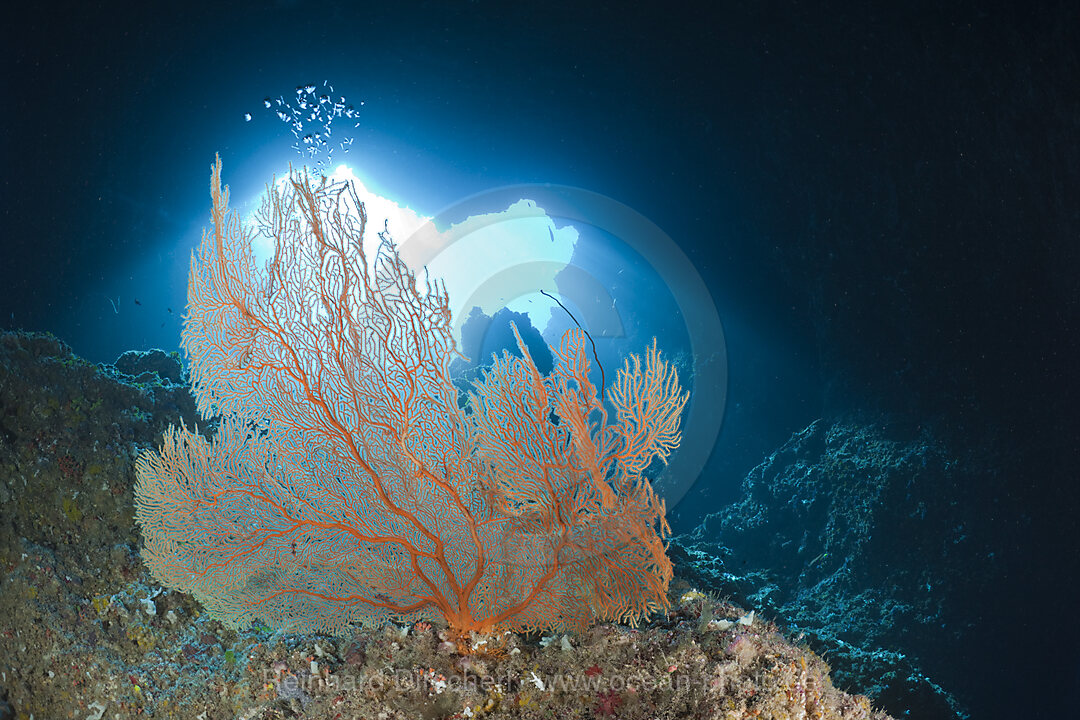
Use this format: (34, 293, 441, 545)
(249, 164, 578, 340)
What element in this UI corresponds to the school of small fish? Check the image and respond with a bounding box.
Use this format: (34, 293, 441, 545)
(251, 80, 364, 169)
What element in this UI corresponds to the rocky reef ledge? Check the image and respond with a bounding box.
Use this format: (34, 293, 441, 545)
(0, 331, 892, 720)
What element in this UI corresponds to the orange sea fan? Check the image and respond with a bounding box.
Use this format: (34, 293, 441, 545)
(134, 156, 687, 637)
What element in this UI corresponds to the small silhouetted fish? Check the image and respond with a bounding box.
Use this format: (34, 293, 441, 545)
(167, 307, 173, 314)
(134, 299, 142, 306)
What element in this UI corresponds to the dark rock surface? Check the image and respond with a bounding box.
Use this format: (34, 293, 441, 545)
(0, 331, 199, 573)
(672, 417, 1008, 720)
(109, 348, 186, 386)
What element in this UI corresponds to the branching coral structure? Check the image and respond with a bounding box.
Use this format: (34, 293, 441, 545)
(134, 157, 687, 639)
